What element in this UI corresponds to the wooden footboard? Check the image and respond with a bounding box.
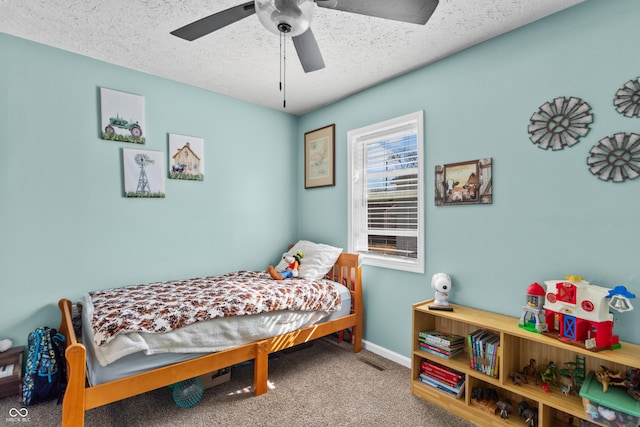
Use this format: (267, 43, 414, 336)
(56, 252, 362, 426)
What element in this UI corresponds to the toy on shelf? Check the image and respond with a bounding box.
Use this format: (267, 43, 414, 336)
(520, 358, 539, 385)
(627, 369, 640, 401)
(595, 366, 626, 393)
(517, 401, 538, 427)
(519, 282, 548, 333)
(510, 374, 523, 386)
(428, 273, 453, 311)
(540, 361, 558, 386)
(496, 398, 512, 419)
(557, 356, 586, 393)
(519, 276, 636, 351)
(470, 386, 498, 414)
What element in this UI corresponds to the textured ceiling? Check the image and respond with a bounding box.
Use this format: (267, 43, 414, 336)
(0, 0, 585, 115)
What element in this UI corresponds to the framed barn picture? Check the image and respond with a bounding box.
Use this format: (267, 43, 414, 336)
(169, 133, 204, 181)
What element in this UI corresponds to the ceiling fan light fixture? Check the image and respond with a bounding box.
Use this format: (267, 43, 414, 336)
(255, 0, 314, 37)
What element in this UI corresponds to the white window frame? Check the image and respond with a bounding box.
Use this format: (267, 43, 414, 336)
(347, 111, 424, 273)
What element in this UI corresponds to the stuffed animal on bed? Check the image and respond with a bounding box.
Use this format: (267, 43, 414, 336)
(268, 251, 304, 280)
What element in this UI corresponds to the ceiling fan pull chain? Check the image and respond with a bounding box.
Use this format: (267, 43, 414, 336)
(279, 32, 286, 109)
(283, 35, 287, 109)
(279, 33, 283, 92)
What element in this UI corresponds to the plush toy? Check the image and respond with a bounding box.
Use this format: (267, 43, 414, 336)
(431, 273, 452, 306)
(268, 251, 304, 280)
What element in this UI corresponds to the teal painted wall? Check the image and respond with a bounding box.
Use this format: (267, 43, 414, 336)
(2, 0, 639, 359)
(0, 34, 298, 346)
(298, 0, 640, 356)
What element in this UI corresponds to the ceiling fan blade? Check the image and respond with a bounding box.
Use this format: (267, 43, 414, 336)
(171, 1, 256, 41)
(315, 0, 439, 25)
(292, 28, 325, 73)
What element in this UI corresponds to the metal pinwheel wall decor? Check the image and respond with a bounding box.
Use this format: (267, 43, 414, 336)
(613, 77, 640, 118)
(587, 133, 640, 182)
(528, 96, 593, 150)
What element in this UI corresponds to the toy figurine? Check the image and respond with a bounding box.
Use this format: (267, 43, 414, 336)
(595, 366, 626, 392)
(510, 374, 523, 386)
(430, 273, 452, 306)
(520, 359, 539, 385)
(496, 398, 512, 419)
(519, 282, 548, 333)
(518, 401, 538, 427)
(268, 251, 304, 280)
(540, 361, 558, 386)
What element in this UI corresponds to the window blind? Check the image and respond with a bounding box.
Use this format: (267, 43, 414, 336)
(353, 130, 418, 258)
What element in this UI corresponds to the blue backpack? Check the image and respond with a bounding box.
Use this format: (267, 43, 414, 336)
(21, 327, 67, 406)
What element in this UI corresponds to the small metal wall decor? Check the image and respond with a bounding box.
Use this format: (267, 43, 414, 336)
(435, 158, 492, 206)
(587, 133, 640, 183)
(613, 76, 640, 118)
(528, 96, 593, 150)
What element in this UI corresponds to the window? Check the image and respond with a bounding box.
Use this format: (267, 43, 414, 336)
(348, 111, 424, 273)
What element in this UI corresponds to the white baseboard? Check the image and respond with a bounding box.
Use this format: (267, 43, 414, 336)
(362, 339, 411, 368)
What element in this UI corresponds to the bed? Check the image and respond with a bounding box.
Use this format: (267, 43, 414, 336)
(56, 245, 362, 427)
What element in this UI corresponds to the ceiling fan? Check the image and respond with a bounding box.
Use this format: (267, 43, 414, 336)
(170, 0, 440, 73)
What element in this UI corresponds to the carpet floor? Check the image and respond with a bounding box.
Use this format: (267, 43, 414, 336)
(1, 338, 477, 426)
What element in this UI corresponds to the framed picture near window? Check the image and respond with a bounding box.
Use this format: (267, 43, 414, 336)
(304, 124, 335, 188)
(435, 158, 493, 206)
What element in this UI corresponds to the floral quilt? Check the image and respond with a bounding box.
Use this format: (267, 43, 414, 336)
(89, 271, 342, 347)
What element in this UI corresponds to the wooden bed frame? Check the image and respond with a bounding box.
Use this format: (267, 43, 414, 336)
(57, 252, 363, 426)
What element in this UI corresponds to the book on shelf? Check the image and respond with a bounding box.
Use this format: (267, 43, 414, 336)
(420, 360, 465, 385)
(418, 330, 465, 349)
(419, 373, 465, 398)
(418, 342, 463, 359)
(467, 328, 500, 377)
(486, 340, 500, 377)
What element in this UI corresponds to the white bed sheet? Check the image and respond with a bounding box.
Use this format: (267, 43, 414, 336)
(83, 282, 351, 386)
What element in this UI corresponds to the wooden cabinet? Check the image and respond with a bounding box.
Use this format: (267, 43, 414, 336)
(0, 346, 24, 399)
(411, 300, 640, 426)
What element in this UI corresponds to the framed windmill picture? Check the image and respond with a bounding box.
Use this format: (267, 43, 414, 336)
(122, 148, 165, 198)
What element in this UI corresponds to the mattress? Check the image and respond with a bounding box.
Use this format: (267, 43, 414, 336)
(83, 281, 351, 386)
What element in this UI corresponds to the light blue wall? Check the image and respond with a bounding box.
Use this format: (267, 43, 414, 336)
(0, 34, 298, 346)
(2, 0, 639, 358)
(298, 0, 640, 356)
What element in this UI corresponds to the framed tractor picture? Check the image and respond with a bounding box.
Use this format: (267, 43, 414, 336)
(100, 87, 146, 144)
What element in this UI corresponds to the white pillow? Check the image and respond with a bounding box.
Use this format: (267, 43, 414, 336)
(273, 240, 343, 280)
